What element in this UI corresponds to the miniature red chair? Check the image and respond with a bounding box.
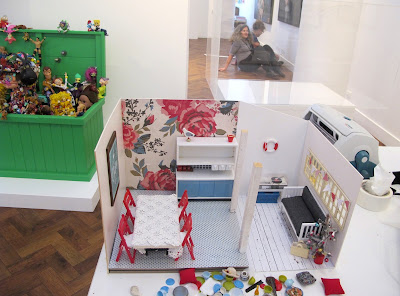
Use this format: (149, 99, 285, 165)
(178, 190, 189, 223)
(123, 188, 136, 228)
(116, 214, 137, 264)
(175, 213, 195, 261)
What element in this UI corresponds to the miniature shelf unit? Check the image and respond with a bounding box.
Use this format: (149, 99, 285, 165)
(176, 137, 238, 199)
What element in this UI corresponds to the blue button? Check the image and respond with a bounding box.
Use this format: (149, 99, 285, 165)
(166, 278, 175, 285)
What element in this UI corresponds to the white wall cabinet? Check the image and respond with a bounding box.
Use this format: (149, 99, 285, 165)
(176, 137, 238, 199)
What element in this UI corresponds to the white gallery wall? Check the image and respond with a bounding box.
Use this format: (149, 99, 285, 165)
(347, 0, 400, 143)
(4, 0, 189, 123)
(189, 0, 209, 39)
(293, 0, 363, 97)
(189, 0, 234, 39)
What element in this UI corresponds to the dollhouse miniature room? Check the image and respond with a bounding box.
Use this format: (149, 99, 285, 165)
(0, 1, 400, 296)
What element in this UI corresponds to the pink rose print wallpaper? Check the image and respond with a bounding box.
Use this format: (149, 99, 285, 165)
(122, 99, 239, 190)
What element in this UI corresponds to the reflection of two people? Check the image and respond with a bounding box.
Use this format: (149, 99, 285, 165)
(219, 22, 284, 78)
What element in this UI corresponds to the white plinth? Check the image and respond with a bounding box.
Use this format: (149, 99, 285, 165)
(0, 173, 99, 212)
(89, 205, 400, 295)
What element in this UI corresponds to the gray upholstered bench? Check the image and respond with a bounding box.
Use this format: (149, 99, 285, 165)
(280, 186, 326, 241)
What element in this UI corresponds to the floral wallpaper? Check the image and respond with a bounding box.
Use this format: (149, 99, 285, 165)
(122, 99, 239, 190)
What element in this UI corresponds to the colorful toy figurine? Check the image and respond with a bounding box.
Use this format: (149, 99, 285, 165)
(78, 86, 98, 110)
(0, 46, 7, 56)
(87, 20, 93, 31)
(4, 24, 17, 44)
(0, 15, 8, 29)
(76, 101, 86, 117)
(98, 77, 109, 99)
(69, 73, 84, 100)
(57, 20, 70, 33)
(50, 91, 75, 116)
(14, 52, 38, 86)
(30, 37, 46, 57)
(85, 66, 97, 85)
(52, 77, 67, 93)
(42, 66, 55, 98)
(22, 32, 30, 42)
(93, 20, 108, 36)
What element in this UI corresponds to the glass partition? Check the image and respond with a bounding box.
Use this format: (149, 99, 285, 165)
(201, 0, 400, 144)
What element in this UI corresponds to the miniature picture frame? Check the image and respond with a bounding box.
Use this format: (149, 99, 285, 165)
(106, 131, 120, 206)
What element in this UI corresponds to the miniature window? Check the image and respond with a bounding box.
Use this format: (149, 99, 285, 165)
(304, 150, 350, 230)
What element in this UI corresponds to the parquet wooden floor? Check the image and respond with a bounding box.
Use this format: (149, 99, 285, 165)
(0, 38, 293, 296)
(0, 205, 103, 296)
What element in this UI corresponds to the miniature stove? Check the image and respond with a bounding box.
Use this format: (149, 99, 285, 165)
(259, 176, 288, 190)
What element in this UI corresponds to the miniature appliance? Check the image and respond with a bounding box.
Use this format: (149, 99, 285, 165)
(304, 104, 378, 179)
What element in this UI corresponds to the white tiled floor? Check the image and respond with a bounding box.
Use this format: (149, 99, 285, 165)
(237, 195, 334, 272)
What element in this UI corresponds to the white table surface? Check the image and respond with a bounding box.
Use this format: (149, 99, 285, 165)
(89, 201, 400, 295)
(132, 194, 181, 250)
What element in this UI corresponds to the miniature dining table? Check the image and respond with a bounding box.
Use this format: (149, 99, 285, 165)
(131, 194, 181, 257)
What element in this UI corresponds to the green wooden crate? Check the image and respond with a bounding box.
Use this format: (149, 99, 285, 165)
(0, 30, 106, 181)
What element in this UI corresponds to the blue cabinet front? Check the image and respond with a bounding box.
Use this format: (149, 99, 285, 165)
(198, 181, 215, 197)
(214, 180, 234, 197)
(178, 181, 199, 197)
(178, 180, 233, 198)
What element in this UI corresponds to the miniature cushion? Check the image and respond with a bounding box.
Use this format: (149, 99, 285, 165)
(321, 278, 345, 295)
(281, 196, 315, 235)
(302, 187, 326, 222)
(179, 268, 197, 285)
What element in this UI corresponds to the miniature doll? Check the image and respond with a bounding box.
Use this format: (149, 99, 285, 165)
(42, 66, 55, 98)
(0, 46, 8, 57)
(52, 77, 67, 93)
(98, 77, 109, 99)
(40, 105, 51, 115)
(30, 37, 46, 57)
(22, 32, 29, 42)
(57, 20, 70, 33)
(85, 66, 97, 86)
(0, 15, 8, 29)
(87, 20, 93, 31)
(78, 86, 98, 110)
(93, 20, 108, 36)
(4, 24, 17, 44)
(76, 101, 86, 117)
(69, 73, 84, 101)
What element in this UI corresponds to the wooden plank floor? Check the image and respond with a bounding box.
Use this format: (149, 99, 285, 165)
(237, 195, 334, 272)
(0, 38, 293, 295)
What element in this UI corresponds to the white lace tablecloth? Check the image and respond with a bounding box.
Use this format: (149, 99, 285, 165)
(131, 194, 181, 254)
